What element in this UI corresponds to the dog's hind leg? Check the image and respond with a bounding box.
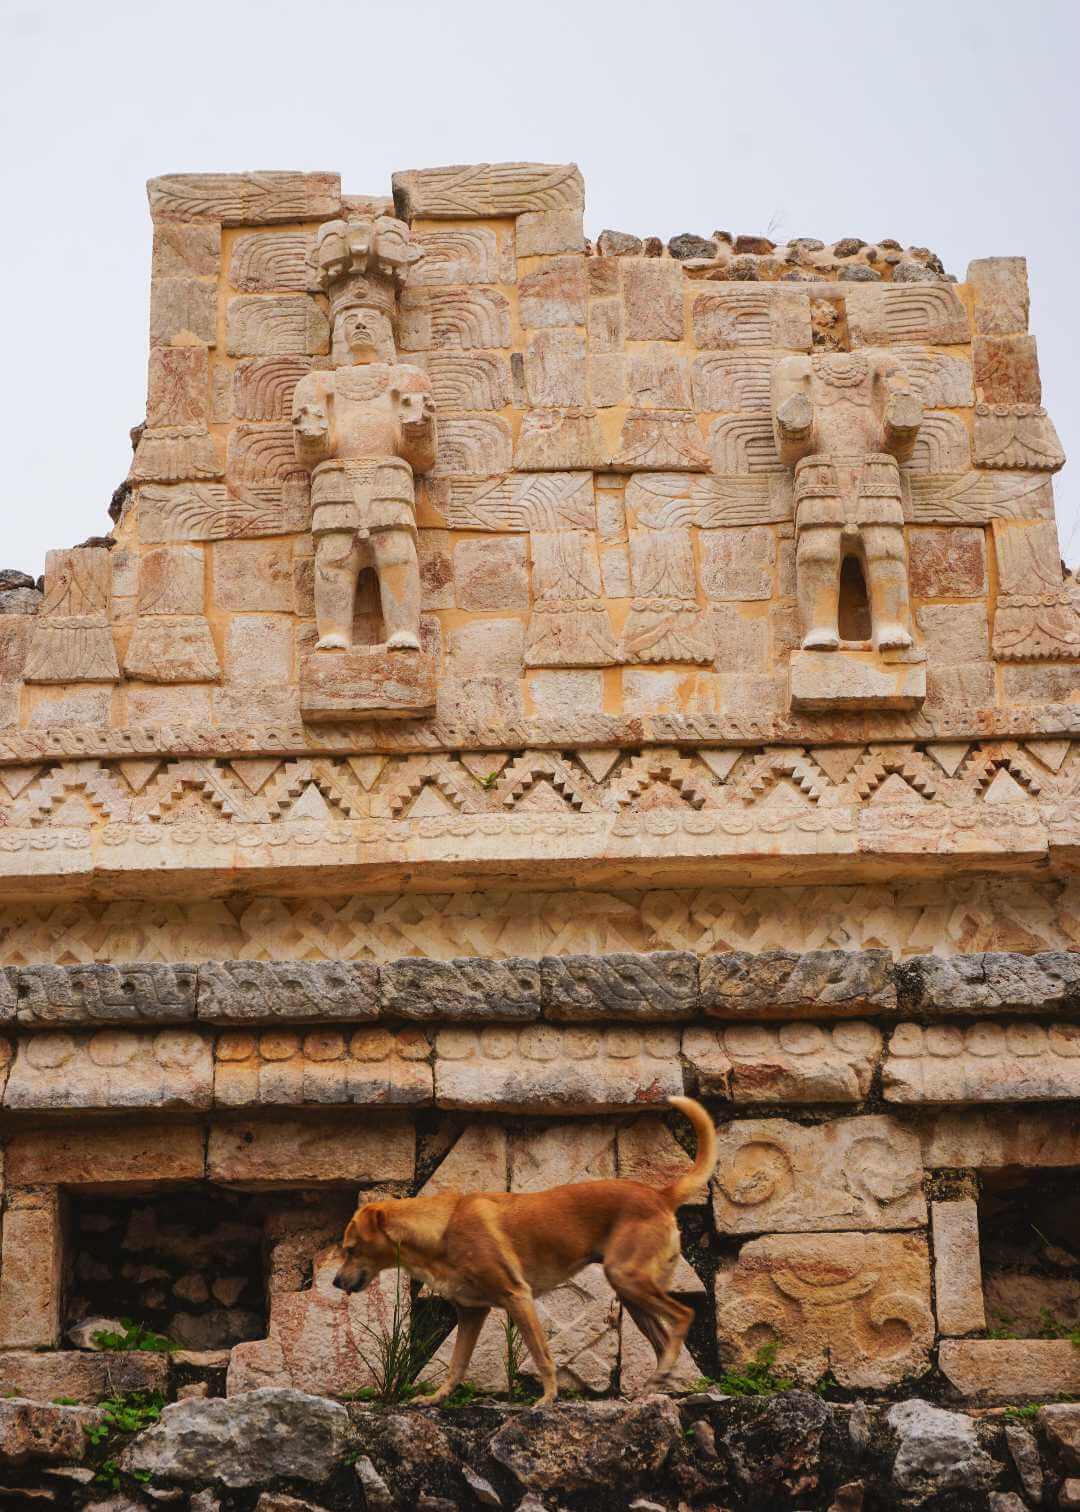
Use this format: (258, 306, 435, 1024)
(622, 1298, 668, 1371)
(425, 1305, 489, 1406)
(504, 1290, 558, 1406)
(605, 1258, 694, 1392)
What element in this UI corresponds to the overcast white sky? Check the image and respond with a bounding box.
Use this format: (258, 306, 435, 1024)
(1, 0, 1076, 575)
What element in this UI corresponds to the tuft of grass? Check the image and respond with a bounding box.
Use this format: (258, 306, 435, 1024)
(504, 1317, 528, 1401)
(85, 1389, 165, 1446)
(350, 1254, 445, 1406)
(91, 1318, 175, 1353)
(1003, 1402, 1040, 1421)
(693, 1342, 797, 1398)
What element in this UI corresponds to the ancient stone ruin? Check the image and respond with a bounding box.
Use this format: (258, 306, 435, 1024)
(0, 161, 1078, 1508)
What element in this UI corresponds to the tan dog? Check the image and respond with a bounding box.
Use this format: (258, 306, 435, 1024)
(333, 1096, 716, 1405)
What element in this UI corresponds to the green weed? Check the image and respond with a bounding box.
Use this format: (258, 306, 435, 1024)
(90, 1319, 175, 1353)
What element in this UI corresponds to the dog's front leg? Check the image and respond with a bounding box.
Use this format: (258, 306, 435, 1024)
(424, 1305, 489, 1406)
(505, 1291, 558, 1407)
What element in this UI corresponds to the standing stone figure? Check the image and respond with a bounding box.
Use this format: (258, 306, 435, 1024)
(772, 349, 922, 653)
(293, 216, 436, 652)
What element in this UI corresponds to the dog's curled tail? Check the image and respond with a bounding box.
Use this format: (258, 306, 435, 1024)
(663, 1096, 718, 1209)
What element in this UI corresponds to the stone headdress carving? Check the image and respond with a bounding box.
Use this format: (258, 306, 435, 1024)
(309, 215, 424, 324)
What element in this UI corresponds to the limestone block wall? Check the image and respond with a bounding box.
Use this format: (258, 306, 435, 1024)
(0, 952, 1077, 1405)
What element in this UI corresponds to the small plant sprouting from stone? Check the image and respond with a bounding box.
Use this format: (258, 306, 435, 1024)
(349, 1251, 444, 1405)
(988, 1307, 1080, 1347)
(85, 1390, 166, 1445)
(90, 1318, 176, 1353)
(688, 1341, 796, 1398)
(504, 1316, 528, 1401)
(1003, 1402, 1041, 1421)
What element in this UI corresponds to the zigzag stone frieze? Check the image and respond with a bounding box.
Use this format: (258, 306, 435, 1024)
(1, 949, 1078, 1028)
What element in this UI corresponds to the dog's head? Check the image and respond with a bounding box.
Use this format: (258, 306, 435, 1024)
(332, 1203, 400, 1294)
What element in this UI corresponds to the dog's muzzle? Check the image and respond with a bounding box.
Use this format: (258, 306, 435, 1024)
(332, 1267, 369, 1294)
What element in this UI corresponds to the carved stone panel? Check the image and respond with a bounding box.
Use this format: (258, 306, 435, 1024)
(214, 1027, 432, 1107)
(24, 549, 119, 685)
(623, 530, 712, 664)
(4, 1029, 211, 1110)
(883, 1021, 1080, 1102)
(711, 1115, 926, 1233)
(991, 521, 1080, 661)
(716, 1232, 934, 1387)
(524, 531, 619, 668)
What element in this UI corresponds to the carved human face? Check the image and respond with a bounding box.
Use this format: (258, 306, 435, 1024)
(333, 308, 393, 366)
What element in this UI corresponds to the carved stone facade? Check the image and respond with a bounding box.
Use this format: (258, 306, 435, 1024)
(0, 164, 1078, 1422)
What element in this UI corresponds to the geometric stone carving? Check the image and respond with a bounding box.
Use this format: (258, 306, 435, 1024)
(905, 413, 971, 474)
(683, 1022, 881, 1103)
(896, 951, 1080, 1016)
(973, 404, 1065, 471)
(392, 163, 584, 219)
(136, 482, 309, 542)
(431, 416, 513, 477)
(233, 359, 314, 421)
(625, 472, 791, 529)
(709, 415, 784, 475)
(4, 1029, 212, 1110)
(883, 1021, 1080, 1102)
(129, 427, 224, 483)
(700, 949, 896, 1019)
(622, 530, 712, 663)
(691, 289, 812, 350)
(716, 1232, 934, 1388)
(712, 1115, 926, 1233)
(541, 952, 698, 1019)
(907, 470, 1053, 523)
(4, 963, 197, 1025)
(690, 353, 773, 413)
(991, 521, 1080, 661)
(442, 473, 595, 531)
(226, 296, 330, 357)
(890, 346, 975, 408)
(399, 288, 512, 351)
(421, 353, 512, 410)
(198, 960, 379, 1022)
(228, 233, 316, 292)
(147, 172, 340, 225)
(24, 549, 120, 684)
(411, 228, 508, 286)
(524, 531, 619, 668)
(513, 409, 609, 471)
(845, 284, 969, 346)
(434, 1024, 682, 1112)
(213, 1027, 433, 1107)
(380, 957, 541, 1020)
(123, 620, 222, 683)
(614, 411, 710, 471)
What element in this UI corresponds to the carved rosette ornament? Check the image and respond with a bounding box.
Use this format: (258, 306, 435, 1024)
(296, 215, 438, 720)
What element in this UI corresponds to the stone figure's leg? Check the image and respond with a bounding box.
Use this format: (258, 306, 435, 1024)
(372, 528, 421, 651)
(796, 525, 843, 650)
(862, 523, 913, 651)
(314, 530, 362, 650)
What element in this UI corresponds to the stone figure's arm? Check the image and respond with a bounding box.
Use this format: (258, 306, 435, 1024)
(772, 355, 814, 465)
(291, 373, 332, 466)
(394, 368, 438, 474)
(879, 358, 923, 459)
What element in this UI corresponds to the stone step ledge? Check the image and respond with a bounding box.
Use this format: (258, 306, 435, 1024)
(1, 948, 1078, 1029)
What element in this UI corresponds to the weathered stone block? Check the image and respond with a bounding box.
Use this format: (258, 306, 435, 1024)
(9, 962, 197, 1025)
(207, 1116, 414, 1184)
(920, 1108, 1080, 1169)
(198, 960, 379, 1022)
(973, 334, 1042, 403)
(214, 1027, 432, 1107)
(514, 408, 609, 469)
(435, 1024, 681, 1112)
(0, 1398, 100, 1463)
(518, 256, 587, 328)
(5, 1124, 206, 1185)
(790, 648, 926, 710)
(0, 1189, 62, 1348)
(454, 535, 529, 610)
(939, 1341, 1080, 1402)
(392, 162, 583, 219)
(716, 1232, 933, 1388)
(147, 346, 210, 426)
(152, 220, 221, 278)
(225, 614, 293, 684)
(516, 208, 585, 255)
(214, 539, 294, 611)
(229, 231, 317, 292)
(931, 1199, 985, 1335)
(700, 949, 896, 1019)
(226, 295, 330, 357)
(148, 172, 341, 225)
(123, 617, 222, 683)
(884, 1021, 1080, 1103)
(150, 277, 217, 346)
(381, 957, 540, 1021)
(541, 952, 699, 1020)
(699, 526, 775, 600)
(4, 1029, 212, 1111)
(908, 527, 986, 598)
(896, 951, 1080, 1015)
(299, 647, 436, 722)
(967, 256, 1029, 335)
(712, 1114, 925, 1233)
(684, 1022, 880, 1103)
(0, 1351, 169, 1404)
(622, 260, 684, 340)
